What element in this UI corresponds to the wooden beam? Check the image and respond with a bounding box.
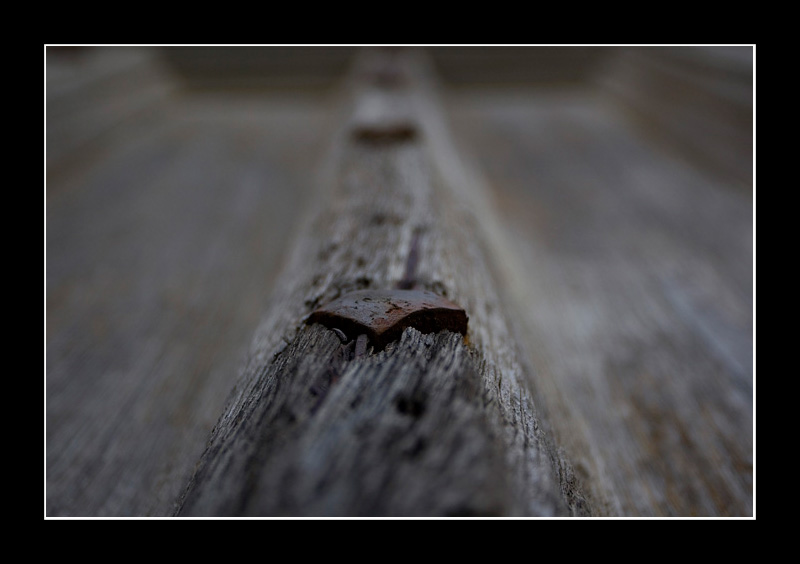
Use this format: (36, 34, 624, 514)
(173, 49, 588, 517)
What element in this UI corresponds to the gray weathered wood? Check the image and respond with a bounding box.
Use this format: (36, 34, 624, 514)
(598, 46, 753, 190)
(445, 56, 753, 516)
(47, 46, 753, 518)
(174, 49, 586, 517)
(46, 48, 333, 516)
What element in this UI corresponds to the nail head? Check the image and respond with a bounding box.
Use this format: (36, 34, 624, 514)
(307, 289, 468, 351)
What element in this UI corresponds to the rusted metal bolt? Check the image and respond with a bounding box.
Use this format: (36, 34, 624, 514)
(306, 288, 468, 352)
(352, 122, 417, 144)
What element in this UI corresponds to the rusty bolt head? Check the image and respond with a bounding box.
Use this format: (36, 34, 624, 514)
(352, 122, 417, 144)
(306, 289, 468, 351)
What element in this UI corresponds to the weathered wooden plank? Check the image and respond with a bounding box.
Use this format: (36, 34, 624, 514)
(47, 46, 753, 519)
(46, 47, 175, 176)
(598, 46, 753, 190)
(174, 49, 585, 517)
(45, 63, 332, 516)
(445, 78, 753, 516)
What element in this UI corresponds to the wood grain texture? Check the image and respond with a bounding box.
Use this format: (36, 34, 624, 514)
(445, 81, 753, 516)
(597, 46, 753, 191)
(174, 50, 585, 517)
(47, 46, 752, 518)
(46, 48, 333, 516)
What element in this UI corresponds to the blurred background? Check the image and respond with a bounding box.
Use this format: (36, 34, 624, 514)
(45, 45, 754, 517)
